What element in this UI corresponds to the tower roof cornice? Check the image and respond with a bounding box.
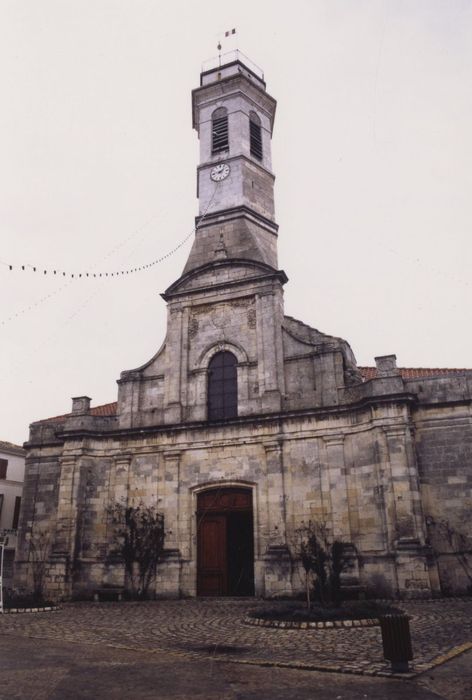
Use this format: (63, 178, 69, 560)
(200, 57, 265, 87)
(192, 74, 277, 134)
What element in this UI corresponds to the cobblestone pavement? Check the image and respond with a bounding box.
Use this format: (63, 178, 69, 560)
(0, 598, 471, 678)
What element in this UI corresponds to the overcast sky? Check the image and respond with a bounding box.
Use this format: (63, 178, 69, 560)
(1, 0, 471, 445)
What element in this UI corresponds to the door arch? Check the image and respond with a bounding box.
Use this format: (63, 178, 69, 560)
(197, 487, 254, 596)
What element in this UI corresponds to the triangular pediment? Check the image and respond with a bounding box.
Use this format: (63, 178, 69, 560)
(162, 259, 287, 300)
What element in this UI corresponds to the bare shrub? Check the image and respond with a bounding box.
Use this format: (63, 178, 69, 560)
(293, 520, 353, 608)
(107, 502, 165, 600)
(27, 527, 51, 601)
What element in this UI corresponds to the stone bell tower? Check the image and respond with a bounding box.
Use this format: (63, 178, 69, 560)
(155, 52, 288, 423)
(118, 53, 289, 427)
(184, 54, 279, 273)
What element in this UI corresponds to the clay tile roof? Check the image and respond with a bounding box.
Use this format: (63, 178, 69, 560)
(90, 402, 118, 417)
(359, 367, 377, 380)
(35, 401, 118, 425)
(35, 413, 69, 425)
(359, 367, 470, 381)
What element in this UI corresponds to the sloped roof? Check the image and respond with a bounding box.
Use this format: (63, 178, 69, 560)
(0, 440, 26, 455)
(359, 367, 470, 381)
(35, 401, 118, 425)
(90, 402, 118, 416)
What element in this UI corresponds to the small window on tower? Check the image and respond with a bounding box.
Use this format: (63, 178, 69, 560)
(212, 107, 229, 154)
(0, 458, 7, 479)
(249, 112, 263, 160)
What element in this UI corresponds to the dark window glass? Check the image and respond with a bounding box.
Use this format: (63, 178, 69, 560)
(12, 496, 21, 529)
(0, 458, 7, 479)
(208, 351, 238, 421)
(249, 112, 263, 160)
(212, 108, 229, 154)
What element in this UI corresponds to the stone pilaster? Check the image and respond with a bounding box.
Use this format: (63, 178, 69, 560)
(321, 436, 352, 541)
(384, 427, 433, 596)
(263, 440, 287, 545)
(164, 307, 184, 423)
(113, 454, 132, 504)
(256, 291, 285, 412)
(263, 440, 291, 596)
(160, 451, 181, 550)
(385, 428, 421, 543)
(318, 436, 360, 590)
(100, 455, 129, 584)
(155, 450, 182, 597)
(50, 456, 81, 597)
(178, 307, 190, 411)
(403, 426, 428, 543)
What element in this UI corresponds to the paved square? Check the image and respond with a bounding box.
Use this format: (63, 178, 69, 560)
(1, 598, 471, 677)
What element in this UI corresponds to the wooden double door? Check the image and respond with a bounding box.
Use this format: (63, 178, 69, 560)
(197, 488, 255, 597)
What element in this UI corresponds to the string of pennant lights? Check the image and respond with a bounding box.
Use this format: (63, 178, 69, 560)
(0, 229, 192, 279)
(0, 183, 219, 282)
(0, 184, 220, 327)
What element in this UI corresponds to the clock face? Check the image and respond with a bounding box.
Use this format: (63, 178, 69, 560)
(210, 163, 230, 182)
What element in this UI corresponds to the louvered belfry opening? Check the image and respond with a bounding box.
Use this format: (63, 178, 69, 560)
(249, 111, 263, 160)
(207, 351, 238, 421)
(212, 107, 229, 154)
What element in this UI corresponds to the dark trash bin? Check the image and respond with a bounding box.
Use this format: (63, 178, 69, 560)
(379, 614, 413, 673)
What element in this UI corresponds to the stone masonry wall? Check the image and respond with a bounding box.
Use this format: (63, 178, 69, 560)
(414, 403, 472, 594)
(17, 396, 442, 601)
(15, 443, 62, 593)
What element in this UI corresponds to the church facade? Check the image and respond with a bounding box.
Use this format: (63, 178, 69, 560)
(16, 56, 472, 600)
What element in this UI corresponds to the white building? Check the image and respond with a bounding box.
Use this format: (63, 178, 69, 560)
(0, 440, 25, 588)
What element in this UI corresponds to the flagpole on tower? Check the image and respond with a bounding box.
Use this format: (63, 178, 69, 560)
(216, 28, 237, 67)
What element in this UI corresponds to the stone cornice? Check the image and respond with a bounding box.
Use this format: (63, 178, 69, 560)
(25, 392, 420, 449)
(200, 60, 266, 89)
(194, 203, 278, 235)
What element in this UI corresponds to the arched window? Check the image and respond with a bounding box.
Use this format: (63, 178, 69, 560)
(212, 107, 229, 154)
(207, 351, 237, 421)
(249, 111, 263, 160)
